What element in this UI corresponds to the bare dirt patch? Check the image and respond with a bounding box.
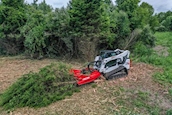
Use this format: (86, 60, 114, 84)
(0, 58, 57, 93)
(0, 58, 171, 115)
(153, 45, 169, 57)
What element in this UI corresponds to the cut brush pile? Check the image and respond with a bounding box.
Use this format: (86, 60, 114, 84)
(0, 62, 79, 110)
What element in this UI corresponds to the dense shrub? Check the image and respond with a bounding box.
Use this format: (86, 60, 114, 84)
(0, 1, 26, 55)
(161, 16, 172, 31)
(133, 42, 153, 57)
(138, 25, 155, 47)
(0, 63, 79, 110)
(155, 25, 166, 32)
(166, 109, 172, 115)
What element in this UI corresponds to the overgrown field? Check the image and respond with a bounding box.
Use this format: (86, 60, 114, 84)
(135, 32, 172, 84)
(0, 32, 172, 115)
(132, 32, 172, 114)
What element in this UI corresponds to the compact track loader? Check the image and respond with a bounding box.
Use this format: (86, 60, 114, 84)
(70, 49, 131, 85)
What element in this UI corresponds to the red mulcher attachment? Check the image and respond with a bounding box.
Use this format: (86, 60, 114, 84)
(70, 68, 101, 86)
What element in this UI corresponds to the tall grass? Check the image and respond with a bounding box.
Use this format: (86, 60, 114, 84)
(134, 32, 172, 84)
(154, 32, 172, 84)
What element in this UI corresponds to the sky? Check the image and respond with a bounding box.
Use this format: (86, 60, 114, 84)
(25, 0, 172, 13)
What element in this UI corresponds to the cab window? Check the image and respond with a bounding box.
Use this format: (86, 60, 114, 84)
(105, 59, 117, 68)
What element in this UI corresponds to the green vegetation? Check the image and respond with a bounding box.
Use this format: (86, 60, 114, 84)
(167, 109, 172, 115)
(112, 32, 172, 114)
(0, 0, 161, 60)
(132, 32, 172, 115)
(96, 86, 161, 114)
(134, 32, 172, 84)
(0, 62, 79, 110)
(68, 0, 114, 59)
(0, 32, 171, 114)
(0, 0, 172, 114)
(156, 11, 172, 31)
(116, 90, 160, 114)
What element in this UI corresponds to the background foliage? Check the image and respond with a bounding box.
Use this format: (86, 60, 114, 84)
(0, 0, 171, 59)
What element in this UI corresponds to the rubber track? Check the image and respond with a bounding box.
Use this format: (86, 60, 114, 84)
(107, 72, 127, 80)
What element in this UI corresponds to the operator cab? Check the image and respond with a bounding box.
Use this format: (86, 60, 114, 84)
(94, 50, 121, 69)
(99, 50, 122, 60)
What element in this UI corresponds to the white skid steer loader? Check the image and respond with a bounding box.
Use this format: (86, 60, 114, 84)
(71, 49, 131, 85)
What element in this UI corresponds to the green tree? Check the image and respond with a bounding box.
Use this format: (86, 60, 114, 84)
(45, 7, 73, 57)
(157, 11, 172, 23)
(20, 5, 47, 58)
(116, 0, 140, 30)
(156, 11, 172, 31)
(0, 0, 26, 55)
(137, 2, 154, 27)
(138, 25, 155, 47)
(112, 10, 131, 49)
(149, 15, 159, 31)
(161, 16, 172, 31)
(115, 0, 156, 49)
(125, 25, 155, 50)
(68, 0, 112, 60)
(38, 0, 53, 14)
(1, 0, 25, 8)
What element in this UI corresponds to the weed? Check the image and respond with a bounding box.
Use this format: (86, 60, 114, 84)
(91, 83, 97, 88)
(115, 89, 161, 114)
(169, 88, 172, 96)
(133, 42, 154, 57)
(131, 91, 149, 108)
(166, 109, 172, 115)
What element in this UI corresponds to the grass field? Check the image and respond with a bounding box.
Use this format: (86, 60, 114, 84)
(0, 32, 172, 115)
